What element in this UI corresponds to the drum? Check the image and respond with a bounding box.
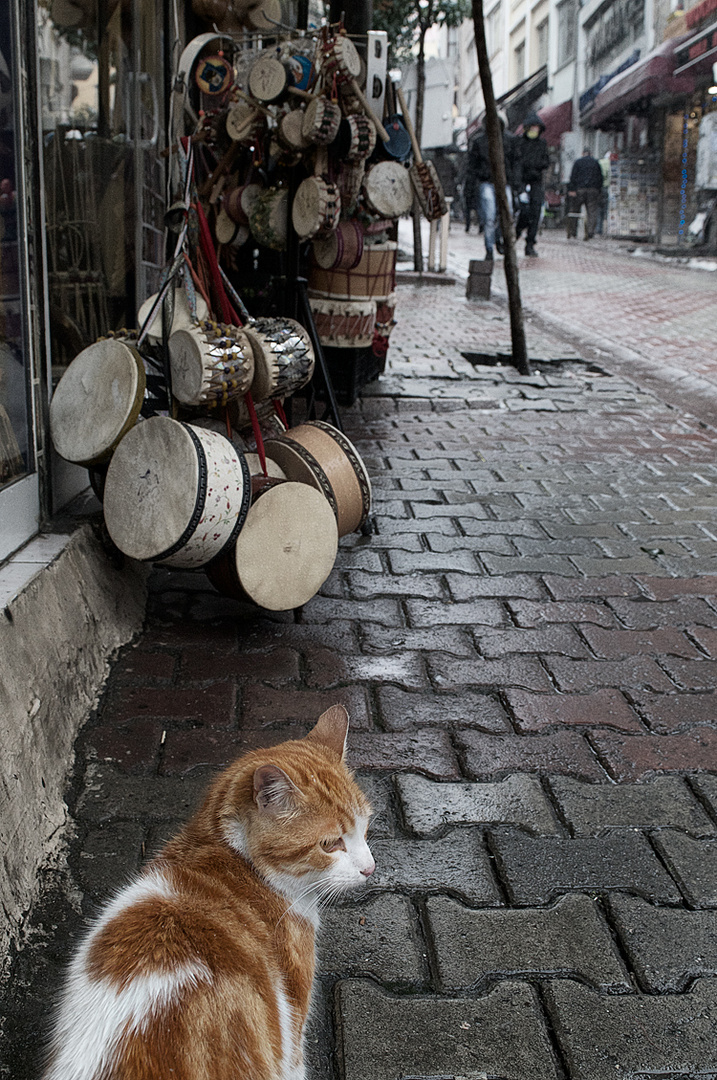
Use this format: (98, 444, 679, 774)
(228, 396, 287, 438)
(292, 175, 341, 240)
(381, 115, 412, 162)
(206, 480, 338, 610)
(312, 220, 364, 270)
(244, 453, 286, 478)
(336, 161, 365, 217)
(308, 297, 376, 348)
(336, 113, 377, 162)
(137, 286, 209, 344)
(410, 159, 448, 223)
(103, 416, 251, 569)
(322, 34, 362, 84)
(214, 207, 250, 248)
(226, 102, 264, 143)
(195, 54, 233, 96)
(49, 337, 146, 466)
(301, 96, 342, 145)
(244, 0, 282, 30)
(277, 108, 310, 154)
(308, 241, 397, 299)
(168, 320, 255, 406)
(249, 187, 289, 250)
(265, 421, 371, 537)
(242, 317, 315, 402)
(362, 160, 413, 218)
(248, 53, 292, 103)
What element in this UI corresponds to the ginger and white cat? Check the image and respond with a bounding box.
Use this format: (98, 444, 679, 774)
(44, 705, 374, 1080)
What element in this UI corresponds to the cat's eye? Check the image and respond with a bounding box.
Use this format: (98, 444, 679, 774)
(321, 837, 346, 853)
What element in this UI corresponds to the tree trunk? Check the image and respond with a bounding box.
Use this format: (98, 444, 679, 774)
(470, 0, 530, 376)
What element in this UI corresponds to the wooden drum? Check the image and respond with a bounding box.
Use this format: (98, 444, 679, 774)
(264, 421, 371, 536)
(249, 187, 289, 250)
(308, 297, 376, 348)
(308, 240, 397, 299)
(137, 287, 209, 343)
(242, 317, 315, 402)
(362, 160, 413, 218)
(301, 96, 342, 146)
(322, 34, 362, 84)
(103, 416, 251, 569)
(312, 220, 363, 270)
(50, 336, 146, 466)
(168, 320, 254, 406)
(292, 175, 341, 240)
(206, 480, 338, 610)
(336, 114, 376, 162)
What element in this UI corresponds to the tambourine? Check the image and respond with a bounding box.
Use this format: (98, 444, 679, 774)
(49, 336, 147, 466)
(104, 417, 251, 570)
(265, 421, 372, 537)
(292, 175, 341, 240)
(168, 320, 254, 406)
(301, 96, 341, 145)
(205, 480, 339, 611)
(242, 316, 315, 402)
(195, 54, 233, 96)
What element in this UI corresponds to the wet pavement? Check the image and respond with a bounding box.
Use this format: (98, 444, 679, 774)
(3, 243, 717, 1079)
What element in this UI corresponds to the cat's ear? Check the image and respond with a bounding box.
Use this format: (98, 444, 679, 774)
(306, 704, 349, 759)
(253, 764, 301, 816)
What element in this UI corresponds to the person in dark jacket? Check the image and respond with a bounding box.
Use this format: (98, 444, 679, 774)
(566, 148, 604, 240)
(468, 112, 521, 259)
(515, 110, 550, 257)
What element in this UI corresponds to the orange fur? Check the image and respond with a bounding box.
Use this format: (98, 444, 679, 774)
(44, 706, 373, 1080)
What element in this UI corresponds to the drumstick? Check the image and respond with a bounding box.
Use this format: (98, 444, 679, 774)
(395, 85, 424, 164)
(348, 78, 389, 142)
(234, 87, 274, 118)
(287, 86, 316, 102)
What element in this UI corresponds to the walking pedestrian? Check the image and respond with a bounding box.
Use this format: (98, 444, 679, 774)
(515, 111, 550, 257)
(468, 112, 520, 260)
(566, 148, 604, 240)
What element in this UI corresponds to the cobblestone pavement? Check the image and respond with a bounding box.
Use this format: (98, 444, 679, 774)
(4, 279, 717, 1079)
(401, 219, 717, 426)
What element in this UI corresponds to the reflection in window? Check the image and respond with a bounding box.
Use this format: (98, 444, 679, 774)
(0, 5, 32, 489)
(37, 0, 165, 383)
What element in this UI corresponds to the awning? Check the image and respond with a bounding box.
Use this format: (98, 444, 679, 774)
(496, 66, 549, 130)
(536, 100, 573, 146)
(590, 36, 695, 127)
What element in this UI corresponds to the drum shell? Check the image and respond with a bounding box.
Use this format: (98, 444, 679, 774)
(49, 337, 147, 466)
(243, 316, 315, 402)
(206, 480, 339, 610)
(312, 220, 364, 270)
(308, 241, 396, 300)
(410, 159, 448, 223)
(103, 417, 251, 569)
(265, 420, 371, 536)
(308, 297, 376, 349)
(168, 322, 254, 406)
(336, 114, 376, 162)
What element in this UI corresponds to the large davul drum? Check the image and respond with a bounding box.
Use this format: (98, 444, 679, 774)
(103, 416, 251, 569)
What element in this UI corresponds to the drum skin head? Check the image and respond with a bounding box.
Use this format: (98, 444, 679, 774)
(234, 482, 338, 610)
(49, 338, 145, 465)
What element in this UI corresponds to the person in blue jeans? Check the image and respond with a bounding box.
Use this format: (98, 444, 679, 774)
(467, 112, 521, 260)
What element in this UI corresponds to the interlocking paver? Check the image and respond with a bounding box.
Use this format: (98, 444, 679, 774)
(545, 979, 717, 1080)
(591, 727, 717, 780)
(609, 895, 717, 991)
(630, 691, 717, 733)
(580, 626, 701, 659)
(549, 776, 716, 836)
(318, 894, 426, 987)
(429, 654, 554, 691)
(376, 685, 511, 732)
(427, 892, 629, 991)
(397, 774, 561, 836)
(544, 656, 676, 693)
(369, 830, 502, 905)
(459, 730, 604, 781)
(655, 830, 717, 906)
(507, 599, 618, 628)
(404, 597, 506, 627)
(337, 979, 559, 1080)
(505, 688, 643, 732)
(492, 831, 682, 904)
(475, 626, 588, 657)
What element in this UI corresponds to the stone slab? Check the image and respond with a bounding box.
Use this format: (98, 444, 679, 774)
(545, 979, 717, 1080)
(369, 830, 501, 905)
(427, 893, 629, 992)
(492, 831, 683, 904)
(549, 776, 716, 837)
(609, 894, 717, 991)
(655, 831, 717, 907)
(397, 774, 561, 837)
(336, 979, 559, 1080)
(318, 894, 426, 987)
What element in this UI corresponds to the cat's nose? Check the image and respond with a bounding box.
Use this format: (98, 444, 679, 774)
(360, 860, 375, 877)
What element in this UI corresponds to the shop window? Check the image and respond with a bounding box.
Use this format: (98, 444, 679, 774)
(0, 4, 33, 491)
(36, 0, 166, 384)
(536, 18, 549, 69)
(557, 0, 577, 67)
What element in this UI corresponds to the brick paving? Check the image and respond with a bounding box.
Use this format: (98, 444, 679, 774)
(3, 273, 717, 1079)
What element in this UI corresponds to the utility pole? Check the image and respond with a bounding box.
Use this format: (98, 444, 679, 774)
(470, 0, 530, 375)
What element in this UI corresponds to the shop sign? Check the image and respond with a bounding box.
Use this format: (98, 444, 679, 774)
(586, 0, 645, 69)
(675, 21, 717, 67)
(686, 0, 717, 30)
(579, 48, 640, 111)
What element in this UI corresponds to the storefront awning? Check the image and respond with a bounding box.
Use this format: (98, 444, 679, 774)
(496, 66, 549, 130)
(590, 36, 695, 127)
(537, 99, 573, 146)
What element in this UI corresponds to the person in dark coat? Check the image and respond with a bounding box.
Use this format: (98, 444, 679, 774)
(515, 110, 550, 257)
(468, 112, 521, 259)
(566, 148, 604, 240)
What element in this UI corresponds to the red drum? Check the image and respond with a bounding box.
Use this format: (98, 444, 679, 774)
(308, 297, 376, 349)
(312, 220, 364, 270)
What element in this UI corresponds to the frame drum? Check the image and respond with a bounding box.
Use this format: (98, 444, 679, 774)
(242, 317, 314, 402)
(264, 420, 371, 536)
(50, 337, 146, 466)
(362, 160, 413, 218)
(206, 480, 339, 610)
(169, 321, 254, 406)
(103, 416, 251, 569)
